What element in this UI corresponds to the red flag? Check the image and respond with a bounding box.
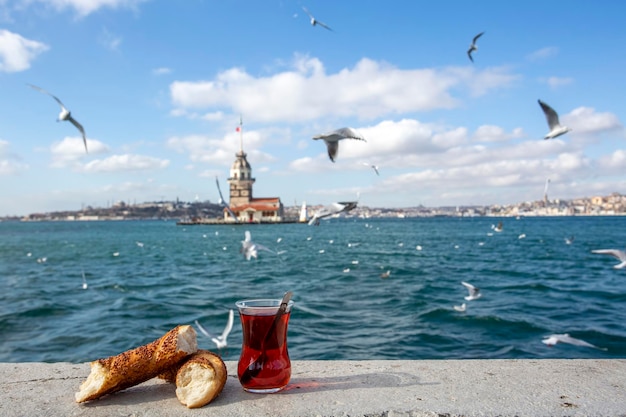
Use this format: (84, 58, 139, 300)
(236, 126, 241, 132)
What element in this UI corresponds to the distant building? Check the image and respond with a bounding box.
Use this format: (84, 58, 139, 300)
(225, 122, 284, 223)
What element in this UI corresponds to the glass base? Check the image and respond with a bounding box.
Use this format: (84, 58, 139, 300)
(243, 386, 285, 394)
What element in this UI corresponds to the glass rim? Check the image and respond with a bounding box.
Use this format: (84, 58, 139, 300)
(235, 299, 294, 315)
(235, 299, 295, 308)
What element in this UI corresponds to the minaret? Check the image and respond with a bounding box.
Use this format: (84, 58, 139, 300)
(227, 116, 255, 207)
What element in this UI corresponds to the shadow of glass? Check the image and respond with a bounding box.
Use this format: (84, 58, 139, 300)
(279, 371, 438, 395)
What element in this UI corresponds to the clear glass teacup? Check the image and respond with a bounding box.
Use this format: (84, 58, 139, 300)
(235, 298, 294, 393)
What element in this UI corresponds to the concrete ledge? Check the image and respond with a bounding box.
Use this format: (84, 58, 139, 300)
(1, 360, 625, 417)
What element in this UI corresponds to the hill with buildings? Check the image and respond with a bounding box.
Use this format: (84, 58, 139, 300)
(4, 192, 625, 222)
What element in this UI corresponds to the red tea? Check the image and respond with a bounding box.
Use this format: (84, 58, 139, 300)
(237, 310, 291, 392)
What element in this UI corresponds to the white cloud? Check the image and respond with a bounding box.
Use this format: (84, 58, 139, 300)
(152, 67, 171, 75)
(83, 154, 170, 172)
(98, 27, 122, 50)
(0, 29, 48, 72)
(472, 125, 524, 143)
(166, 130, 276, 166)
(50, 137, 108, 168)
(20, 0, 148, 17)
(170, 56, 518, 123)
(562, 107, 624, 135)
(0, 139, 29, 175)
(599, 150, 626, 170)
(527, 47, 558, 61)
(544, 76, 574, 89)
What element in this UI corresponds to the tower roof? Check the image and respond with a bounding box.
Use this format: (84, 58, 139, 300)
(231, 150, 251, 171)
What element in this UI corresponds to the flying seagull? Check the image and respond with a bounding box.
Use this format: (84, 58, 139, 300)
(538, 99, 571, 139)
(591, 248, 626, 269)
(461, 281, 482, 301)
(240, 230, 275, 260)
(308, 201, 358, 226)
(195, 309, 234, 350)
(362, 162, 380, 176)
(467, 31, 484, 63)
(301, 6, 332, 31)
(542, 333, 607, 350)
(27, 84, 88, 153)
(313, 127, 366, 162)
(215, 176, 239, 222)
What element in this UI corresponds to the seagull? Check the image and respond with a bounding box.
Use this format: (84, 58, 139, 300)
(467, 31, 484, 63)
(564, 236, 575, 245)
(308, 201, 358, 225)
(362, 162, 380, 176)
(380, 270, 391, 279)
(591, 248, 626, 269)
(462, 281, 482, 301)
(538, 99, 571, 140)
(215, 176, 239, 222)
(27, 84, 88, 153)
(195, 309, 234, 350)
(313, 127, 366, 162)
(240, 230, 274, 260)
(494, 221, 503, 232)
(542, 334, 607, 350)
(301, 6, 332, 31)
(453, 303, 466, 312)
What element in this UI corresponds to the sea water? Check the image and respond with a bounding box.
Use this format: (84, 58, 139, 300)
(1, 216, 625, 363)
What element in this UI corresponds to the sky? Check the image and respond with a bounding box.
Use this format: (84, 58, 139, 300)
(1, 0, 625, 216)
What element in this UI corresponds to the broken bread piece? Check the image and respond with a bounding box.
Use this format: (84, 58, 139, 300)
(161, 350, 227, 408)
(75, 324, 197, 403)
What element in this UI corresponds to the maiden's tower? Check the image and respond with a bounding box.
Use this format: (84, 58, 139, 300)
(224, 121, 284, 223)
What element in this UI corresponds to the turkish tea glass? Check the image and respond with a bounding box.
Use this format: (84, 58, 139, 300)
(235, 298, 294, 393)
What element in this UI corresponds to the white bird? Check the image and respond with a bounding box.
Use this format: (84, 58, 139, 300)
(462, 281, 482, 301)
(380, 270, 391, 279)
(313, 127, 366, 162)
(538, 99, 571, 139)
(362, 162, 380, 176)
(591, 248, 626, 269)
(195, 309, 234, 350)
(308, 201, 358, 225)
(240, 230, 274, 260)
(28, 84, 88, 153)
(564, 236, 575, 245)
(467, 31, 484, 63)
(301, 6, 332, 31)
(216, 176, 239, 222)
(453, 303, 466, 312)
(542, 333, 607, 350)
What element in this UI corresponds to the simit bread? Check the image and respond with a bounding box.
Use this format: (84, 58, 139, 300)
(75, 325, 197, 403)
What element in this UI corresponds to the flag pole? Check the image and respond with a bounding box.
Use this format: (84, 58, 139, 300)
(239, 114, 243, 153)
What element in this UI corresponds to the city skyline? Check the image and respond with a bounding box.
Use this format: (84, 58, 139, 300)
(1, 1, 625, 216)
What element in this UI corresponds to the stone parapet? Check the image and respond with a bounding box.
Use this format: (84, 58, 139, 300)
(1, 360, 624, 416)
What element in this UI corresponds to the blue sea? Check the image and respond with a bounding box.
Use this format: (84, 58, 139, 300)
(1, 216, 625, 363)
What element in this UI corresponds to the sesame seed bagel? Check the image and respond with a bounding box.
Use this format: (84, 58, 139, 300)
(75, 325, 197, 403)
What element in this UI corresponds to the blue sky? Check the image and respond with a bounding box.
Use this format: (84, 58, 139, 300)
(1, 0, 625, 216)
